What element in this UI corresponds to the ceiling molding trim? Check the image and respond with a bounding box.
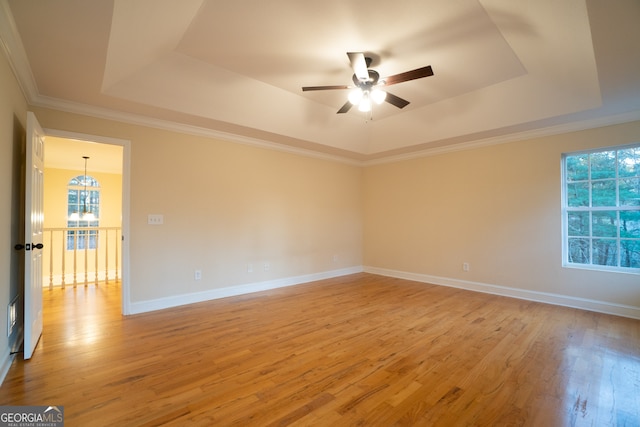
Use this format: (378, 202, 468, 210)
(0, 0, 39, 101)
(364, 110, 640, 166)
(28, 92, 640, 169)
(3, 0, 638, 169)
(29, 94, 364, 166)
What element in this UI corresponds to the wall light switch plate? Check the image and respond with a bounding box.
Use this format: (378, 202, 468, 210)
(148, 214, 164, 225)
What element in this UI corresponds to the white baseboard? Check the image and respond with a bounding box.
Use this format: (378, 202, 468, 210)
(364, 266, 640, 320)
(129, 266, 363, 315)
(128, 265, 640, 319)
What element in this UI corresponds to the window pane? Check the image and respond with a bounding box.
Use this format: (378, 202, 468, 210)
(621, 240, 640, 268)
(567, 211, 590, 236)
(592, 211, 618, 237)
(568, 238, 590, 264)
(563, 144, 639, 271)
(620, 178, 640, 206)
(618, 147, 640, 178)
(591, 151, 616, 179)
(620, 210, 640, 238)
(566, 154, 589, 181)
(68, 189, 78, 204)
(567, 182, 589, 207)
(67, 232, 75, 250)
(592, 239, 618, 266)
(591, 180, 616, 207)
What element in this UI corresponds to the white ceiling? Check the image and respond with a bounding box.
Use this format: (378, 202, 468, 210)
(2, 0, 640, 163)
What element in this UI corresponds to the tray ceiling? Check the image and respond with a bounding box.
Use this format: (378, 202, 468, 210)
(2, 0, 639, 162)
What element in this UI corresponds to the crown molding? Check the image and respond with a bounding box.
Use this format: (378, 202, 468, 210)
(0, 0, 38, 100)
(33, 87, 640, 168)
(363, 109, 640, 166)
(3, 0, 639, 168)
(30, 94, 364, 166)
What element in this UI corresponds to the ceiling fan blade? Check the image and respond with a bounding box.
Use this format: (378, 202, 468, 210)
(336, 101, 353, 114)
(384, 92, 410, 109)
(302, 85, 350, 92)
(347, 52, 369, 81)
(382, 65, 433, 86)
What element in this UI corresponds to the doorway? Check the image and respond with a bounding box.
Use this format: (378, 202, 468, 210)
(43, 129, 130, 315)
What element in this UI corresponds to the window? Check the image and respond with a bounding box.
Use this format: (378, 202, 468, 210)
(67, 175, 100, 250)
(562, 144, 640, 272)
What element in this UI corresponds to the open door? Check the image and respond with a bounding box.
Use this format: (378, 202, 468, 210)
(24, 112, 45, 359)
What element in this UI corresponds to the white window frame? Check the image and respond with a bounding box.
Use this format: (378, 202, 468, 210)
(561, 143, 640, 274)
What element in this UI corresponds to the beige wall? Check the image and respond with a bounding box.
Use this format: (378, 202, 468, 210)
(363, 120, 640, 307)
(31, 107, 364, 304)
(2, 35, 639, 375)
(0, 44, 28, 362)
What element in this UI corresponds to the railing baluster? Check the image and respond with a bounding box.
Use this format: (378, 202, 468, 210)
(105, 229, 110, 284)
(115, 229, 119, 283)
(84, 230, 89, 287)
(61, 229, 66, 289)
(73, 230, 78, 288)
(42, 227, 121, 288)
(94, 228, 99, 286)
(48, 230, 54, 290)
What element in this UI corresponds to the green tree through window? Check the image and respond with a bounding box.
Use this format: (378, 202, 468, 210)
(67, 175, 100, 250)
(563, 145, 640, 271)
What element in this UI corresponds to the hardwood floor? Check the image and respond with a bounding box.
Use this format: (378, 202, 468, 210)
(1, 273, 639, 426)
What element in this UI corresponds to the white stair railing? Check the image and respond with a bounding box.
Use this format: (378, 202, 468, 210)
(43, 227, 121, 289)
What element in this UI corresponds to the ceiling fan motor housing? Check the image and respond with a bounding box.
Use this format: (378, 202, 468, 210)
(352, 69, 380, 88)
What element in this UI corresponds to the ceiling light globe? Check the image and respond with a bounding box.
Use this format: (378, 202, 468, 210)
(358, 98, 372, 112)
(348, 89, 363, 105)
(371, 89, 387, 104)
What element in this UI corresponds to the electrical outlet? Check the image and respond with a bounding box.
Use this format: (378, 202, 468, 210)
(463, 262, 470, 272)
(194, 269, 202, 280)
(263, 262, 270, 271)
(247, 263, 253, 273)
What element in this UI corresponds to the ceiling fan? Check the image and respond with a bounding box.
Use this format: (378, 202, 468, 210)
(302, 52, 434, 114)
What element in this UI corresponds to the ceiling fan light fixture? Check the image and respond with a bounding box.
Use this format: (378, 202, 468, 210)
(302, 52, 432, 115)
(371, 88, 387, 104)
(348, 88, 363, 105)
(358, 92, 372, 112)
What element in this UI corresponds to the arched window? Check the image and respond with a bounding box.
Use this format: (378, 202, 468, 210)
(67, 175, 100, 250)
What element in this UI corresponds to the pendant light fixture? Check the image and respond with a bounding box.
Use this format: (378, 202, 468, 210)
(69, 156, 95, 221)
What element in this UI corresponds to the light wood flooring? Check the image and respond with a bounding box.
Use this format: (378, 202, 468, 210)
(1, 273, 639, 426)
